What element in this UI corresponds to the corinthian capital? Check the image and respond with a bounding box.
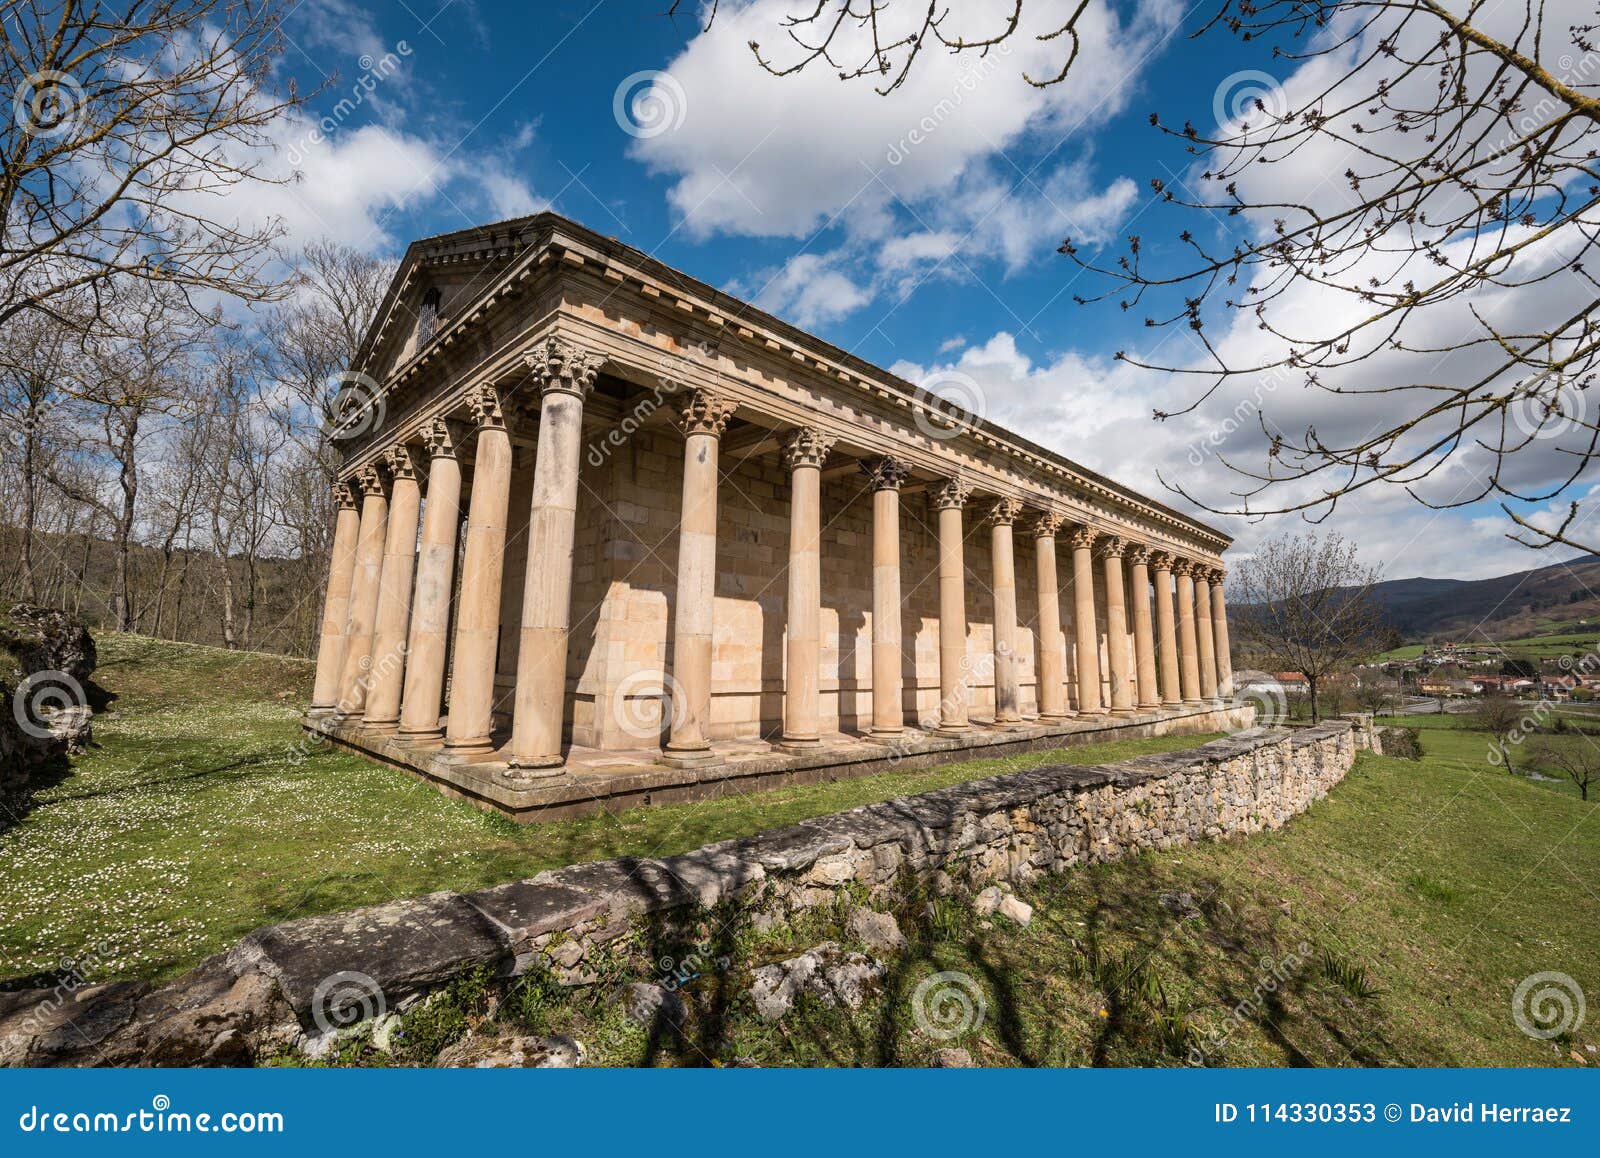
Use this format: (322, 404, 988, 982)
(679, 389, 738, 438)
(1126, 543, 1151, 567)
(860, 456, 911, 492)
(525, 335, 602, 399)
(384, 443, 423, 481)
(1028, 509, 1066, 538)
(984, 497, 1023, 527)
(1094, 534, 1127, 560)
(421, 416, 466, 459)
(1067, 525, 1099, 551)
(466, 384, 505, 430)
(1150, 550, 1176, 572)
(782, 426, 837, 471)
(928, 477, 971, 511)
(333, 479, 359, 510)
(356, 463, 388, 497)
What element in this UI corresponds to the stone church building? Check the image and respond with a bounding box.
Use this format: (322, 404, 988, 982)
(304, 213, 1242, 820)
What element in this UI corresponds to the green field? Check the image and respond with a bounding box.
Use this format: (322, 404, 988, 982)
(4, 634, 1595, 1069)
(1379, 629, 1600, 664)
(0, 634, 1218, 987)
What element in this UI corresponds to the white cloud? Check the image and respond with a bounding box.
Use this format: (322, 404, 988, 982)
(743, 253, 872, 327)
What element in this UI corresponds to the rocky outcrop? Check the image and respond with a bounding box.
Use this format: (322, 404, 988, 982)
(0, 720, 1369, 1067)
(0, 604, 97, 795)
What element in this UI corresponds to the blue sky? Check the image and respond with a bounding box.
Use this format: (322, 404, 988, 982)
(252, 0, 1597, 584)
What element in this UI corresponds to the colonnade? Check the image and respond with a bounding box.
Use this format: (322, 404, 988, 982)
(308, 337, 1234, 769)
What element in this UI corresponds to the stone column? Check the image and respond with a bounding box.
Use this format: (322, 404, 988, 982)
(663, 390, 737, 764)
(398, 418, 465, 740)
(362, 444, 424, 732)
(1097, 535, 1134, 715)
(508, 338, 602, 773)
(1030, 511, 1070, 719)
(444, 385, 513, 754)
(1152, 552, 1183, 707)
(336, 464, 389, 719)
(863, 457, 910, 737)
(309, 481, 361, 713)
(1210, 569, 1234, 693)
(1127, 544, 1160, 710)
(931, 478, 972, 733)
(780, 426, 836, 750)
(986, 497, 1024, 725)
(1175, 560, 1203, 705)
(1068, 526, 1103, 715)
(1195, 570, 1219, 700)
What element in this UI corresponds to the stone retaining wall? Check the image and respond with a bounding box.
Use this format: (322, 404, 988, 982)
(0, 719, 1372, 1066)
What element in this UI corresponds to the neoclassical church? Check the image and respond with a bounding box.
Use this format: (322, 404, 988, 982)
(304, 214, 1241, 820)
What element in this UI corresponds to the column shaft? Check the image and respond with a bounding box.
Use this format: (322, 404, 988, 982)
(933, 479, 971, 732)
(1129, 548, 1160, 709)
(310, 483, 361, 711)
(864, 458, 908, 736)
(1176, 563, 1203, 705)
(1195, 575, 1219, 700)
(1032, 514, 1070, 718)
(664, 391, 736, 762)
(1211, 573, 1234, 693)
(336, 466, 389, 718)
(1153, 557, 1183, 707)
(398, 420, 463, 739)
(362, 446, 423, 730)
(988, 498, 1022, 724)
(781, 428, 834, 748)
(444, 387, 513, 753)
(1100, 538, 1134, 715)
(1070, 528, 1103, 714)
(508, 341, 601, 771)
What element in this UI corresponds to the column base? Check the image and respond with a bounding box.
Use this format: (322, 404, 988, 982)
(659, 744, 722, 769)
(1182, 698, 1204, 707)
(778, 735, 821, 752)
(305, 704, 339, 718)
(1108, 707, 1137, 717)
(866, 725, 906, 740)
(442, 737, 497, 757)
(1038, 710, 1075, 721)
(1138, 701, 1163, 711)
(934, 724, 971, 738)
(501, 760, 566, 783)
(396, 726, 445, 743)
(1162, 699, 1184, 709)
(363, 718, 400, 735)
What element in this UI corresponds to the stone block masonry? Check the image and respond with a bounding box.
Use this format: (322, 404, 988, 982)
(0, 720, 1374, 1066)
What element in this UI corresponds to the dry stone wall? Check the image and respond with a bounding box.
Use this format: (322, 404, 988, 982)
(0, 719, 1373, 1066)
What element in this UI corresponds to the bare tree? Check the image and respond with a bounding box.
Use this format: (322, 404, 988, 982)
(728, 2, 1600, 553)
(0, 0, 307, 331)
(1230, 532, 1389, 722)
(1534, 738, 1599, 800)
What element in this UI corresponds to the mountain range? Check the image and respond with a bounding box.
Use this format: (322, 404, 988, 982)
(1365, 554, 1600, 640)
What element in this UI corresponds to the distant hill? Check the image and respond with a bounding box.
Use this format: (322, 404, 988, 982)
(1368, 554, 1600, 640)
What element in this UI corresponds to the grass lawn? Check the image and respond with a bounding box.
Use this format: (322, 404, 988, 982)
(312, 706, 1600, 1068)
(0, 634, 1221, 988)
